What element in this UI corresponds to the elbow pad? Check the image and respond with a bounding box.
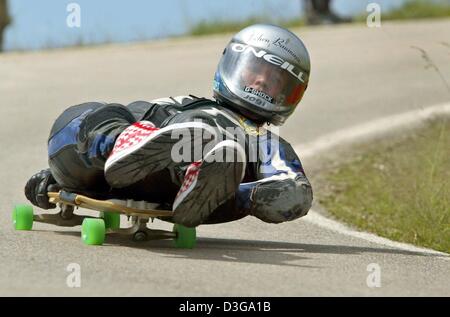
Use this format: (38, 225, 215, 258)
(250, 174, 313, 223)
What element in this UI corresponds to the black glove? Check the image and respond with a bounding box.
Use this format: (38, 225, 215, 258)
(24, 169, 60, 209)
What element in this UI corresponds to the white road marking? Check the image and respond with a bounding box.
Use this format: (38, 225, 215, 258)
(297, 102, 450, 159)
(294, 102, 450, 258)
(305, 209, 449, 258)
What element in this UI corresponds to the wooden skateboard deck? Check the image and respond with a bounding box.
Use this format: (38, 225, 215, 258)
(47, 191, 173, 218)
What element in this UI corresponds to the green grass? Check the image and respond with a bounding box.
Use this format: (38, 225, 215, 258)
(356, 0, 450, 22)
(191, 0, 450, 37)
(317, 118, 450, 253)
(189, 16, 304, 36)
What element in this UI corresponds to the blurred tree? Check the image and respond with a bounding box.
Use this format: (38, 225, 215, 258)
(0, 0, 11, 52)
(303, 0, 351, 25)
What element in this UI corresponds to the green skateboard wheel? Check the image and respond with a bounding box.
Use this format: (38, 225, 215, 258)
(173, 224, 196, 249)
(103, 212, 120, 229)
(81, 218, 106, 245)
(13, 205, 34, 230)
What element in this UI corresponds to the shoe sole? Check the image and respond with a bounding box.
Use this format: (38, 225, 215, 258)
(172, 140, 246, 227)
(105, 122, 216, 188)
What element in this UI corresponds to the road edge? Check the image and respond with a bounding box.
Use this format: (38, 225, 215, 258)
(295, 102, 450, 258)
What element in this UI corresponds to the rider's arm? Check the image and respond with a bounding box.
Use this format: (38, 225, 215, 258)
(237, 133, 313, 223)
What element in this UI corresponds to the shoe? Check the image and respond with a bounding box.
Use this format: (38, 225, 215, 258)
(104, 120, 217, 188)
(172, 140, 246, 227)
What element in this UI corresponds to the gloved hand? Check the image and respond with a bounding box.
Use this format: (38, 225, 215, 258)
(24, 169, 60, 209)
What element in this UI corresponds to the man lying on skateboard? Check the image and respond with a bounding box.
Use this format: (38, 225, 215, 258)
(24, 24, 313, 228)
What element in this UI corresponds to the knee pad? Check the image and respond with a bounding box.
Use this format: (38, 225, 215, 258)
(76, 103, 136, 149)
(49, 102, 107, 140)
(48, 103, 136, 192)
(76, 103, 136, 168)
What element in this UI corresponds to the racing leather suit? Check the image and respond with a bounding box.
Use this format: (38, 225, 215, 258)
(29, 95, 313, 224)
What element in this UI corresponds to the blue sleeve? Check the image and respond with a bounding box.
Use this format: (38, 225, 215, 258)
(236, 132, 312, 222)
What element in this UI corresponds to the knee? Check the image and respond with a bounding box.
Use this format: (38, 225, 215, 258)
(48, 102, 135, 191)
(77, 103, 136, 138)
(49, 102, 107, 139)
(76, 103, 136, 168)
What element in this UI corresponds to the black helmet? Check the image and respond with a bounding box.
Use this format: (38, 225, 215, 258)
(213, 24, 311, 125)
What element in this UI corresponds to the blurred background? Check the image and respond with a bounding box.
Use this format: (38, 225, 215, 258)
(1, 0, 450, 52)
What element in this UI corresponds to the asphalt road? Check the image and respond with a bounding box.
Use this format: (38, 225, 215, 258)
(1, 19, 449, 296)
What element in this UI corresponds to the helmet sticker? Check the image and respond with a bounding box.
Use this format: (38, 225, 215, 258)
(231, 43, 306, 83)
(244, 86, 275, 103)
(272, 37, 302, 64)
